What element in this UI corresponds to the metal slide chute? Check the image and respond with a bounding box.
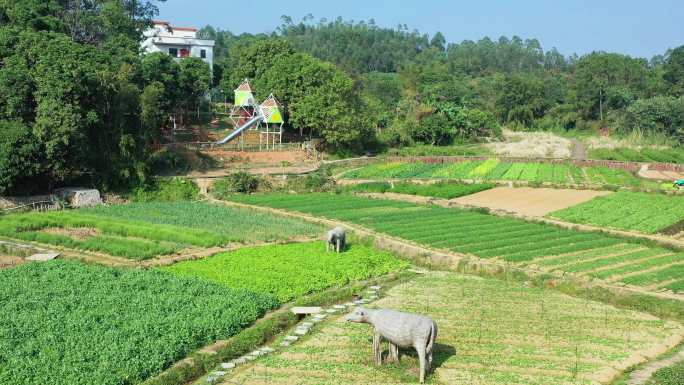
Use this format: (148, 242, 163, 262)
(215, 114, 262, 145)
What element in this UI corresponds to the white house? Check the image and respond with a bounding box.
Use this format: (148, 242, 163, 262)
(141, 21, 215, 70)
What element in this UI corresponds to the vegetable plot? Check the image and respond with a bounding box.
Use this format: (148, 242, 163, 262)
(342, 181, 494, 199)
(0, 202, 322, 259)
(230, 193, 684, 293)
(163, 242, 407, 302)
(548, 192, 684, 234)
(0, 261, 277, 385)
(341, 159, 656, 189)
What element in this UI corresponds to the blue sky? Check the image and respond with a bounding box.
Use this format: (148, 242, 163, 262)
(157, 0, 683, 58)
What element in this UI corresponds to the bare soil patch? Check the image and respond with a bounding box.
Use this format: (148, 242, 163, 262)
(452, 187, 612, 217)
(203, 149, 306, 165)
(485, 130, 572, 158)
(0, 255, 23, 268)
(639, 168, 684, 181)
(42, 227, 100, 240)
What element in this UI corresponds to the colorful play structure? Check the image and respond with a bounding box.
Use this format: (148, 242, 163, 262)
(216, 79, 285, 150)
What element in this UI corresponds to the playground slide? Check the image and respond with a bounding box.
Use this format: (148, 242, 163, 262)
(215, 115, 262, 145)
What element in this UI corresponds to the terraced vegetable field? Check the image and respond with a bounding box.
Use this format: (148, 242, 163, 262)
(230, 193, 684, 293)
(0, 261, 278, 385)
(0, 202, 322, 260)
(226, 272, 683, 385)
(342, 181, 494, 199)
(548, 192, 684, 234)
(342, 159, 657, 189)
(163, 242, 407, 302)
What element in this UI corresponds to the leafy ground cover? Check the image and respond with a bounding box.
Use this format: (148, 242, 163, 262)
(589, 147, 684, 163)
(0, 261, 277, 385)
(0, 202, 322, 260)
(162, 241, 407, 303)
(342, 181, 494, 199)
(649, 358, 684, 385)
(226, 272, 682, 384)
(548, 192, 684, 234)
(230, 193, 684, 293)
(342, 159, 659, 189)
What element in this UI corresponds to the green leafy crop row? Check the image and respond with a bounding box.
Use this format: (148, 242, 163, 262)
(162, 241, 408, 303)
(342, 181, 494, 199)
(342, 159, 661, 190)
(0, 261, 277, 385)
(0, 202, 323, 259)
(548, 192, 684, 234)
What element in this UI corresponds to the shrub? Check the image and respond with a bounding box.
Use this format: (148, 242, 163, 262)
(132, 178, 200, 202)
(147, 146, 218, 175)
(214, 172, 261, 195)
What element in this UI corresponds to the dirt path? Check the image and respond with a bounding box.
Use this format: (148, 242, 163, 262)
(571, 138, 588, 160)
(627, 345, 684, 385)
(452, 186, 610, 217)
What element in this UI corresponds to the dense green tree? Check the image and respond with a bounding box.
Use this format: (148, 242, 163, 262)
(0, 120, 40, 194)
(664, 46, 684, 96)
(0, 0, 177, 194)
(572, 52, 650, 121)
(178, 57, 211, 121)
(621, 96, 684, 140)
(498, 74, 550, 126)
(255, 52, 369, 148)
(430, 32, 446, 51)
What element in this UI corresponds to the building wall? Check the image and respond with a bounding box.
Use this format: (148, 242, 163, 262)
(141, 22, 215, 72)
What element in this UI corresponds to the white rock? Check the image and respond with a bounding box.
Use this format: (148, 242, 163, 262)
(280, 341, 291, 347)
(291, 306, 322, 315)
(284, 335, 299, 342)
(370, 285, 381, 290)
(333, 305, 346, 310)
(326, 308, 337, 314)
(26, 252, 60, 262)
(220, 362, 236, 370)
(233, 357, 247, 365)
(260, 347, 275, 353)
(301, 322, 314, 327)
(212, 371, 226, 376)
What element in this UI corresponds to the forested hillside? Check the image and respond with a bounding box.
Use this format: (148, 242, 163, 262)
(202, 16, 684, 150)
(0, 0, 212, 195)
(1, 7, 683, 196)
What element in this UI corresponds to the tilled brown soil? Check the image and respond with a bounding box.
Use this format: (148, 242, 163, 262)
(452, 187, 612, 217)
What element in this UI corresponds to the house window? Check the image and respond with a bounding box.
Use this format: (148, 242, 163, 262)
(180, 48, 190, 58)
(200, 49, 207, 59)
(168, 48, 178, 57)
